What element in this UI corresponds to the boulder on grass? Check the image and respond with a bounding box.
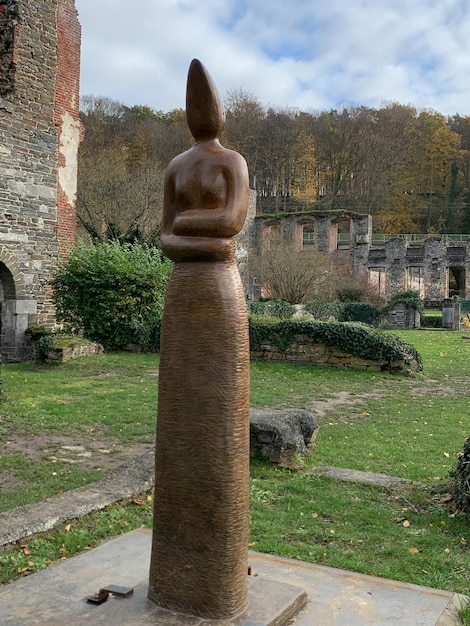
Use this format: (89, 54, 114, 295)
(249, 407, 318, 465)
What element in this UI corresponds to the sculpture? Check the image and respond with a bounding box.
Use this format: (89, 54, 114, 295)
(148, 59, 250, 619)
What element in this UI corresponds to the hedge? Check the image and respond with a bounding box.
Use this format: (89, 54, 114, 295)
(249, 320, 422, 368)
(137, 317, 422, 371)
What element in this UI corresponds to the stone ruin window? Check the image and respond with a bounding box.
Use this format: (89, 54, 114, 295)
(369, 267, 388, 296)
(407, 267, 425, 297)
(302, 223, 315, 248)
(261, 223, 281, 250)
(0, 0, 19, 94)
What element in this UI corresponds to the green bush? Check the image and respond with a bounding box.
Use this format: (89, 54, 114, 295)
(50, 241, 172, 350)
(249, 320, 423, 369)
(339, 302, 382, 325)
(304, 300, 381, 325)
(421, 315, 442, 328)
(450, 437, 470, 517)
(33, 334, 55, 364)
(386, 290, 424, 312)
(133, 315, 162, 353)
(247, 299, 295, 320)
(304, 300, 343, 320)
(126, 316, 422, 370)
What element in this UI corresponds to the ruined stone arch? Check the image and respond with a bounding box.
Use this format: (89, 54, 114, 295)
(0, 250, 37, 362)
(0, 250, 26, 299)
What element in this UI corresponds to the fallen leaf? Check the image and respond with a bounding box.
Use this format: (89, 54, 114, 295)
(64, 523, 71, 532)
(402, 520, 410, 528)
(409, 547, 419, 554)
(439, 494, 452, 504)
(131, 498, 145, 506)
(23, 549, 31, 556)
(444, 548, 450, 553)
(461, 538, 467, 546)
(312, 512, 318, 518)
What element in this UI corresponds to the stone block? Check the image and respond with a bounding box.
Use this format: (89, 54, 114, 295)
(12, 299, 37, 315)
(250, 407, 319, 465)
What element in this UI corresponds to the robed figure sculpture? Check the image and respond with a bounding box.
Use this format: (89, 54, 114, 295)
(148, 59, 250, 620)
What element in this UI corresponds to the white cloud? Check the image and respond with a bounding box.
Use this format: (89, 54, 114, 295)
(75, 0, 470, 115)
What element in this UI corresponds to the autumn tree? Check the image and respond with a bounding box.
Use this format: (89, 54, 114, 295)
(224, 88, 265, 186)
(77, 97, 191, 244)
(313, 106, 371, 209)
(78, 93, 470, 241)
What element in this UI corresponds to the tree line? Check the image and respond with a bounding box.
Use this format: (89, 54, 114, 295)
(77, 93, 470, 242)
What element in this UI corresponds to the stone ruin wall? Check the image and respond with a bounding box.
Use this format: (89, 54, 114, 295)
(0, 0, 80, 361)
(250, 211, 470, 304)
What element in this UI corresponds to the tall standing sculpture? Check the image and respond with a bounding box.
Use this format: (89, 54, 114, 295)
(148, 59, 250, 619)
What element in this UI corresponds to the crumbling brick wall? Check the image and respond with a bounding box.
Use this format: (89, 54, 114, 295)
(0, 0, 81, 361)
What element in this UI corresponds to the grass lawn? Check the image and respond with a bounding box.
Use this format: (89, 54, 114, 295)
(1, 330, 470, 620)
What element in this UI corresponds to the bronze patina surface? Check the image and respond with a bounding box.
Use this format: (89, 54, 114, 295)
(148, 59, 250, 619)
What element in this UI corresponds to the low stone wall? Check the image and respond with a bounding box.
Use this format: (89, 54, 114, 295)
(251, 335, 416, 374)
(46, 341, 103, 363)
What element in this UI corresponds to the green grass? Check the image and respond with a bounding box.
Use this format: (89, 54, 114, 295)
(0, 353, 158, 442)
(1, 330, 470, 620)
(249, 461, 470, 593)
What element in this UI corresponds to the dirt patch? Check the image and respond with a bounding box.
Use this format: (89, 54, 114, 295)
(1, 432, 154, 491)
(306, 390, 386, 420)
(306, 375, 463, 422)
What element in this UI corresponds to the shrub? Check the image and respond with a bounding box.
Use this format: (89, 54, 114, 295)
(304, 300, 343, 320)
(50, 241, 172, 350)
(339, 302, 382, 325)
(450, 437, 470, 517)
(128, 317, 422, 371)
(386, 290, 424, 312)
(247, 299, 295, 320)
(304, 300, 381, 325)
(33, 334, 55, 364)
(421, 314, 442, 328)
(133, 315, 162, 353)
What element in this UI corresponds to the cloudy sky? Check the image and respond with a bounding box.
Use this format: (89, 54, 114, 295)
(75, 0, 470, 116)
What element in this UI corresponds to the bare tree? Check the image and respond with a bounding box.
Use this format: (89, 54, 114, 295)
(77, 145, 165, 243)
(250, 236, 335, 304)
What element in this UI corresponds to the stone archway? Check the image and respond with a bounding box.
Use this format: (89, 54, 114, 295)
(0, 254, 37, 362)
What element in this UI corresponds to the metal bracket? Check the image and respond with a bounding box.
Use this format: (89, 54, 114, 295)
(86, 585, 134, 605)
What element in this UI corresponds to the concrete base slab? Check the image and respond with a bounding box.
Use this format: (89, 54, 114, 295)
(0, 528, 466, 626)
(0, 528, 306, 626)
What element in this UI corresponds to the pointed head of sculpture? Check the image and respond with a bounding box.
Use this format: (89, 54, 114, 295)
(186, 58, 226, 141)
